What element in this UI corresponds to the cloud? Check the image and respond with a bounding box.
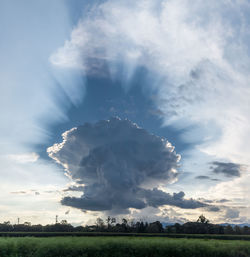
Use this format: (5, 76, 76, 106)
(197, 198, 230, 205)
(195, 175, 223, 182)
(7, 153, 39, 163)
(50, 0, 250, 169)
(225, 208, 240, 219)
(131, 206, 189, 224)
(10, 191, 27, 195)
(210, 161, 242, 177)
(48, 0, 250, 222)
(50, 0, 224, 81)
(63, 186, 85, 192)
(195, 175, 210, 180)
(48, 118, 205, 213)
(206, 206, 220, 212)
(10, 190, 40, 196)
(216, 199, 230, 203)
(138, 188, 206, 209)
(211, 178, 221, 182)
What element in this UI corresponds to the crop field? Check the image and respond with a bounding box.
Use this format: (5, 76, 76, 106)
(0, 236, 250, 257)
(1, 232, 250, 240)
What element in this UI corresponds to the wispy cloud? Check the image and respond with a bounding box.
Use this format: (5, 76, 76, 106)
(7, 153, 39, 163)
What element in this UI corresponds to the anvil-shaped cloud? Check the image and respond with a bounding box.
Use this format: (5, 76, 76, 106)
(48, 118, 206, 213)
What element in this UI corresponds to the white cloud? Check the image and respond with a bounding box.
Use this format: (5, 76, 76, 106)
(50, 0, 250, 167)
(48, 0, 250, 222)
(50, 0, 225, 82)
(7, 152, 39, 163)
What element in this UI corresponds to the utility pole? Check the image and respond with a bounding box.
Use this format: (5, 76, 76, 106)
(17, 217, 20, 225)
(56, 215, 58, 224)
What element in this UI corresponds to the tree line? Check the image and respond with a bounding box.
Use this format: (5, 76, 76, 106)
(0, 215, 249, 235)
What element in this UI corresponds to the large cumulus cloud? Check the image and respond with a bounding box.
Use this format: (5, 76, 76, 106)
(48, 118, 206, 213)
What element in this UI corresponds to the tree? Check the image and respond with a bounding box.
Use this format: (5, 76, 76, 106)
(106, 216, 111, 230)
(95, 218, 105, 231)
(174, 223, 182, 233)
(147, 221, 163, 233)
(234, 225, 242, 235)
(243, 226, 250, 235)
(111, 217, 116, 226)
(60, 220, 67, 225)
(122, 218, 128, 226)
(224, 225, 234, 234)
(197, 214, 209, 224)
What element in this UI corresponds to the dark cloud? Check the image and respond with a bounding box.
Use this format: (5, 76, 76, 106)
(210, 161, 242, 177)
(195, 175, 210, 180)
(216, 199, 230, 203)
(211, 178, 221, 181)
(63, 186, 85, 192)
(206, 206, 220, 212)
(197, 198, 230, 206)
(198, 198, 213, 204)
(195, 175, 221, 182)
(138, 188, 206, 209)
(48, 118, 205, 213)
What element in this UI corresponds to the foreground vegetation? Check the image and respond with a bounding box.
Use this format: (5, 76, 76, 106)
(0, 236, 250, 257)
(1, 232, 250, 241)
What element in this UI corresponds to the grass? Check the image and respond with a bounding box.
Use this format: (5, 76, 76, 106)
(0, 237, 250, 257)
(1, 232, 250, 240)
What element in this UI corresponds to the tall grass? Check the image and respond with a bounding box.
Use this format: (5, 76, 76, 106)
(0, 236, 249, 257)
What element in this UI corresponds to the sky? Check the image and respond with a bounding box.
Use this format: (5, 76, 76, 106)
(1, 0, 250, 226)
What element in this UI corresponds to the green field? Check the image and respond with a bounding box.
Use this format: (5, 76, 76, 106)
(1, 232, 250, 240)
(0, 236, 250, 257)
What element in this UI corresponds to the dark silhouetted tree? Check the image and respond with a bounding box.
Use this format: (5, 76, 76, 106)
(197, 214, 209, 224)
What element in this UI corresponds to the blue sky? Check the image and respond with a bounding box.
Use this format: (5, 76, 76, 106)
(1, 0, 250, 225)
